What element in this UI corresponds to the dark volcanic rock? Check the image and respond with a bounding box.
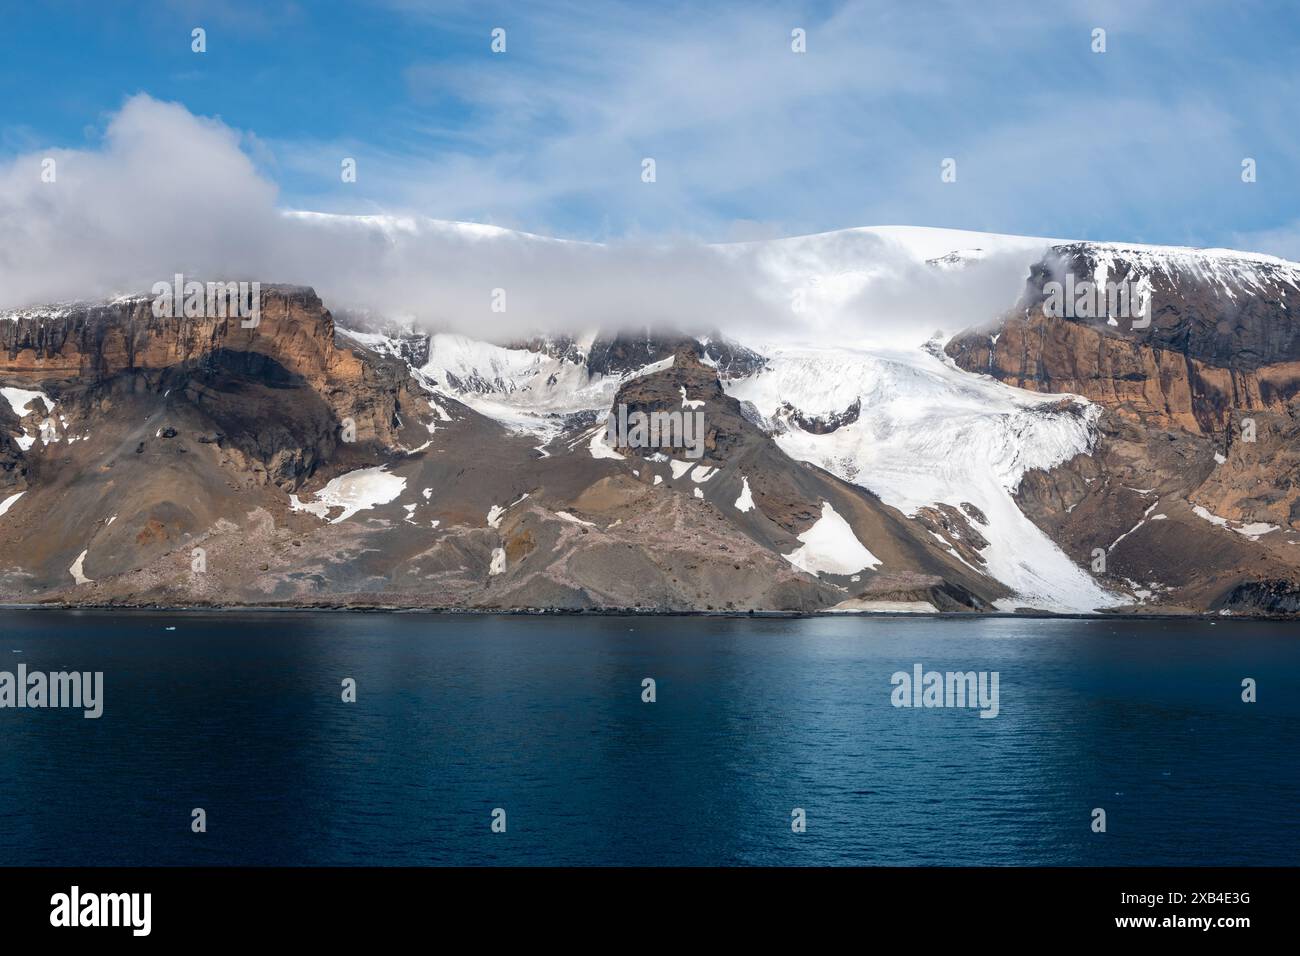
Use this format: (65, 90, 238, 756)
(774, 397, 860, 434)
(1212, 579, 1300, 615)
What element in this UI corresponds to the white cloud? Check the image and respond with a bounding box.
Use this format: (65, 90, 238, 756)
(0, 95, 281, 306)
(0, 95, 1055, 346)
(2, 70, 1294, 350)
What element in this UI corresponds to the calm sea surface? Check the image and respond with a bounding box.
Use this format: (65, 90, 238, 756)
(0, 610, 1295, 866)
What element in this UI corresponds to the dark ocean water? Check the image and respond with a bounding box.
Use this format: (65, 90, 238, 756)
(0, 610, 1295, 866)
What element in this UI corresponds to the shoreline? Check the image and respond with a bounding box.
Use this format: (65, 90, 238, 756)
(0, 602, 1291, 622)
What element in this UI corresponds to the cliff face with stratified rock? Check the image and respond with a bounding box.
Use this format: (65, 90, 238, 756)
(0, 287, 443, 593)
(947, 243, 1300, 614)
(946, 243, 1300, 433)
(0, 287, 431, 488)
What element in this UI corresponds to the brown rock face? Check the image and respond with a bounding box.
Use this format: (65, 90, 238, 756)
(0, 287, 433, 489)
(947, 244, 1300, 613)
(946, 308, 1300, 438)
(3, 289, 339, 380)
(946, 244, 1300, 437)
(1028, 243, 1300, 369)
(0, 286, 446, 596)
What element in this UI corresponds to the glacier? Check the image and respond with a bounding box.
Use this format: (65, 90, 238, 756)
(725, 344, 1122, 613)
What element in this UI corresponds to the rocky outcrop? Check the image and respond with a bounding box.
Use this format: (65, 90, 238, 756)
(945, 308, 1300, 438)
(3, 287, 343, 382)
(947, 243, 1300, 614)
(946, 244, 1300, 437)
(773, 397, 860, 435)
(511, 329, 765, 380)
(1, 287, 435, 490)
(1212, 579, 1300, 615)
(838, 572, 990, 612)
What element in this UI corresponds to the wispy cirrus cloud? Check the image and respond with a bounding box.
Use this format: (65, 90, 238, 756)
(271, 0, 1297, 246)
(3, 0, 1296, 246)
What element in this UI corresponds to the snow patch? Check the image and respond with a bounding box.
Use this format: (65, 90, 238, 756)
(290, 467, 407, 524)
(69, 549, 92, 585)
(734, 477, 754, 512)
(783, 501, 881, 576)
(488, 493, 530, 527)
(1192, 505, 1229, 528)
(1191, 504, 1279, 540)
(2, 387, 56, 451)
(588, 426, 625, 460)
(0, 387, 53, 417)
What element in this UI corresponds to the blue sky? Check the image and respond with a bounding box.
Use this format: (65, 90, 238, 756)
(2, 0, 1299, 252)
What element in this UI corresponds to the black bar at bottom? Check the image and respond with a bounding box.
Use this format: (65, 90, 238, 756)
(0, 866, 1282, 941)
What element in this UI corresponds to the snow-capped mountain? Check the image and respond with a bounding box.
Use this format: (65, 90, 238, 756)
(1, 224, 1297, 615)
(1050, 239, 1300, 305)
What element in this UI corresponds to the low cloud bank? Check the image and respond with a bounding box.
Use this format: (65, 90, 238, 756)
(0, 95, 1040, 346)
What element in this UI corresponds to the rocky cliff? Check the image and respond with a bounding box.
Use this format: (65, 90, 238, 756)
(947, 243, 1300, 613)
(0, 287, 432, 488)
(2, 240, 1298, 616)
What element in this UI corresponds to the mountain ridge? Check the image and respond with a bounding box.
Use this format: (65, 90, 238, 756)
(2, 227, 1298, 615)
